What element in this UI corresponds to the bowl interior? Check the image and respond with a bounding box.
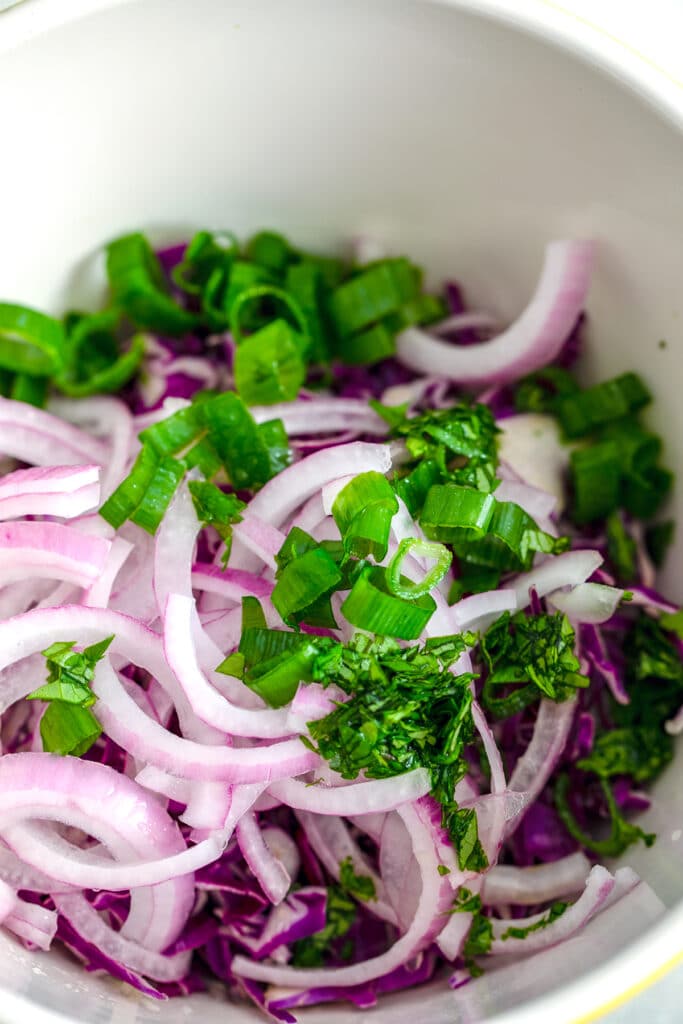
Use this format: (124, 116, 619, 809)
(0, 0, 682, 1021)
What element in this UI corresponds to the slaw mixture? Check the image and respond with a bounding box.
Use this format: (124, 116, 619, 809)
(0, 230, 679, 1018)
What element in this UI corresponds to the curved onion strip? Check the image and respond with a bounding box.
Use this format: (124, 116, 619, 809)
(236, 812, 291, 905)
(471, 701, 506, 795)
(83, 537, 133, 608)
(0, 878, 16, 925)
(505, 550, 603, 610)
(232, 802, 452, 988)
(229, 442, 391, 571)
(395, 241, 594, 385)
(481, 852, 592, 906)
(164, 593, 292, 739)
(52, 893, 191, 981)
(49, 396, 134, 499)
(432, 311, 499, 338)
(0, 753, 194, 950)
(250, 400, 387, 438)
(294, 811, 396, 926)
(494, 479, 557, 522)
(267, 770, 432, 816)
(379, 811, 422, 931)
(451, 590, 517, 633)
(230, 517, 286, 572)
(548, 583, 624, 624)
(0, 521, 111, 588)
(436, 912, 472, 961)
(4, 897, 57, 951)
(93, 661, 319, 783)
(0, 396, 108, 466)
(504, 696, 578, 839)
(0, 465, 100, 521)
(488, 865, 620, 955)
(191, 564, 274, 601)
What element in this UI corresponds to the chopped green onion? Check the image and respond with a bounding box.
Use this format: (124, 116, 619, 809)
(10, 373, 50, 407)
(340, 566, 436, 640)
(100, 445, 161, 529)
(395, 459, 442, 518)
(623, 465, 672, 519)
(57, 330, 145, 397)
(139, 404, 203, 458)
(229, 286, 309, 347)
(331, 471, 398, 561)
(329, 259, 420, 336)
(556, 372, 651, 439)
(337, 322, 396, 366)
(172, 230, 238, 295)
(201, 391, 277, 490)
(448, 565, 501, 604)
(386, 538, 452, 599)
(241, 596, 267, 632)
(244, 643, 319, 708)
(207, 260, 276, 332)
(420, 484, 496, 544)
(239, 627, 308, 667)
(513, 366, 580, 414)
(233, 318, 306, 404)
(606, 511, 637, 581)
(215, 651, 245, 679)
(272, 547, 342, 626)
(246, 231, 293, 275)
(129, 456, 185, 534)
(451, 500, 568, 572)
(0, 303, 66, 375)
(570, 441, 622, 523)
(257, 418, 292, 477)
(285, 261, 329, 363)
(106, 233, 197, 336)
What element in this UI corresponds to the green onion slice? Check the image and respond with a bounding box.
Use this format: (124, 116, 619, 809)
(106, 233, 197, 336)
(386, 538, 452, 599)
(340, 565, 435, 640)
(0, 303, 66, 375)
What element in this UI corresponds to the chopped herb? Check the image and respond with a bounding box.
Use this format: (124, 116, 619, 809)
(291, 857, 375, 967)
(480, 611, 588, 718)
(305, 633, 485, 870)
(605, 510, 637, 582)
(501, 901, 568, 940)
(555, 773, 655, 857)
(188, 481, 245, 565)
(28, 636, 113, 757)
(451, 888, 493, 974)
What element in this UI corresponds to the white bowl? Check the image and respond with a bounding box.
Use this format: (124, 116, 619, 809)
(0, 1, 682, 1022)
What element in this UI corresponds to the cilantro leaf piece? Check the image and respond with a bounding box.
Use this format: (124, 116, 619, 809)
(338, 856, 377, 903)
(290, 857, 376, 967)
(28, 636, 113, 757)
(501, 901, 568, 940)
(306, 633, 483, 868)
(451, 888, 493, 975)
(480, 611, 588, 718)
(555, 773, 655, 857)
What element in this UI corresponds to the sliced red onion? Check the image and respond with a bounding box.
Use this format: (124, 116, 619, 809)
(497, 413, 570, 511)
(0, 396, 108, 467)
(294, 811, 395, 925)
(0, 878, 15, 925)
(191, 563, 274, 601)
(83, 537, 133, 608)
(471, 701, 506, 796)
(548, 583, 624, 624)
(230, 443, 391, 571)
(267, 770, 431, 816)
(505, 550, 603, 610)
(93, 660, 320, 783)
(180, 781, 232, 831)
(237, 812, 291, 905)
(452, 870, 662, 1016)
(250, 400, 387, 438)
(233, 801, 452, 988)
(261, 826, 301, 883)
(451, 589, 517, 634)
(0, 521, 111, 588)
(48, 396, 134, 498)
(431, 311, 499, 338)
(135, 766, 192, 805)
(488, 864, 621, 955)
(347, 813, 386, 844)
(481, 852, 592, 906)
(504, 696, 578, 839)
(286, 681, 347, 734)
(164, 593, 293, 739)
(230, 517, 287, 572)
(52, 893, 191, 981)
(494, 479, 557, 522)
(395, 241, 594, 385)
(436, 911, 472, 961)
(4, 897, 57, 951)
(321, 475, 357, 517)
(0, 465, 100, 521)
(628, 584, 679, 615)
(379, 811, 421, 930)
(0, 753, 194, 950)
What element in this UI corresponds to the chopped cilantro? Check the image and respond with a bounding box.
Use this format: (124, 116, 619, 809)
(305, 633, 486, 870)
(480, 610, 588, 718)
(501, 901, 568, 940)
(290, 857, 375, 967)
